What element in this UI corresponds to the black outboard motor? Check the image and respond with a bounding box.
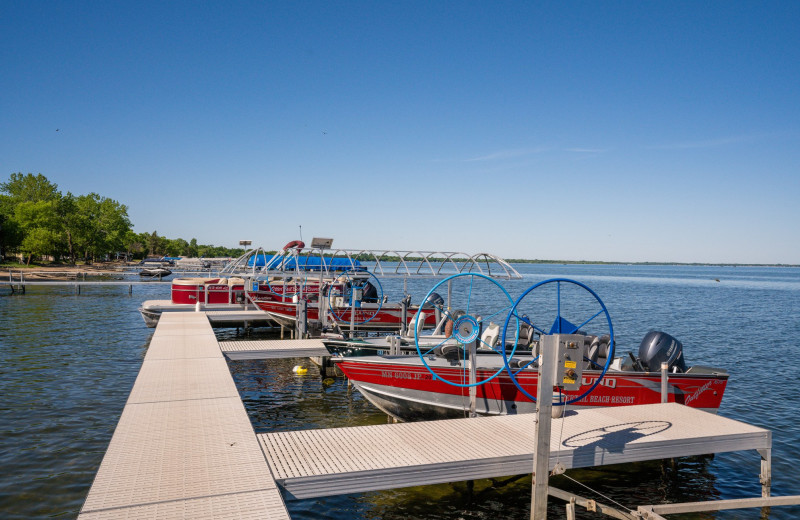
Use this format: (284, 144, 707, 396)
(422, 292, 444, 308)
(361, 281, 379, 303)
(638, 331, 687, 373)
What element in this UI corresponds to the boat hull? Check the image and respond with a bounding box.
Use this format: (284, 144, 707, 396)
(335, 356, 728, 421)
(253, 300, 437, 332)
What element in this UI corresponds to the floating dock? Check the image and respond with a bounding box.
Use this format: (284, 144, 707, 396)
(78, 313, 290, 519)
(220, 338, 329, 360)
(260, 403, 770, 500)
(80, 312, 782, 519)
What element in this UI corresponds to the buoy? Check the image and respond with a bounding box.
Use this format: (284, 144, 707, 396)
(292, 365, 308, 375)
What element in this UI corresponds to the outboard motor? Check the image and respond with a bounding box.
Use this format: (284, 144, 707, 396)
(422, 292, 444, 308)
(638, 331, 687, 373)
(361, 281, 379, 303)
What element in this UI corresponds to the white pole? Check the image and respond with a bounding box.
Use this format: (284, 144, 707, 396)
(532, 334, 557, 520)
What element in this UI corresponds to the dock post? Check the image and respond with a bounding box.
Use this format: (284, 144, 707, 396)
(565, 497, 576, 520)
(296, 298, 308, 339)
(531, 335, 557, 520)
(661, 362, 668, 403)
(129, 284, 132, 295)
(759, 447, 772, 497)
(468, 339, 477, 417)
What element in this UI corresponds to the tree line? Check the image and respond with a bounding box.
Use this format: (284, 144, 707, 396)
(0, 173, 244, 265)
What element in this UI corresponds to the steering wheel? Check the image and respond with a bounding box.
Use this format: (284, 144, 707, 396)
(414, 273, 519, 387)
(501, 278, 614, 405)
(327, 270, 384, 326)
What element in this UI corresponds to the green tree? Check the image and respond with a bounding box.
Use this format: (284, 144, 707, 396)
(0, 173, 61, 261)
(123, 230, 144, 260)
(0, 194, 22, 258)
(73, 193, 132, 262)
(147, 231, 161, 257)
(188, 238, 199, 258)
(14, 200, 59, 264)
(54, 193, 83, 264)
(166, 238, 189, 257)
(0, 173, 60, 203)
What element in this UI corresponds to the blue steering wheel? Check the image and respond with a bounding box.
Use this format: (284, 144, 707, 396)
(501, 278, 614, 405)
(414, 273, 519, 387)
(328, 270, 384, 326)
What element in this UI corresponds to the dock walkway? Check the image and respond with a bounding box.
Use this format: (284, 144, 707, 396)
(259, 403, 771, 500)
(220, 338, 329, 360)
(79, 312, 290, 519)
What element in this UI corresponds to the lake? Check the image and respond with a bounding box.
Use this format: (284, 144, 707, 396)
(1, 264, 799, 518)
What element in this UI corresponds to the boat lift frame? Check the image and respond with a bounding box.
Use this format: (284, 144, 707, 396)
(221, 246, 522, 280)
(222, 245, 521, 339)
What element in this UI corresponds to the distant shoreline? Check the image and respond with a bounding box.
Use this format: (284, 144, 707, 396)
(503, 259, 800, 268)
(2, 259, 799, 272)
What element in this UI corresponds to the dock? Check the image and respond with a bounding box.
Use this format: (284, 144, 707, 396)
(260, 403, 770, 500)
(78, 312, 290, 519)
(80, 312, 783, 519)
(220, 338, 329, 360)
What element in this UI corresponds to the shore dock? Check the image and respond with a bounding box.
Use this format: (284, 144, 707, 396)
(79, 312, 781, 519)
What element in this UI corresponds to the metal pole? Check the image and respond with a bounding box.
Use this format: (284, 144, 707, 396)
(532, 334, 557, 520)
(661, 362, 668, 403)
(759, 447, 772, 498)
(468, 339, 477, 417)
(447, 279, 452, 314)
(296, 298, 308, 339)
(400, 296, 408, 336)
(349, 282, 355, 336)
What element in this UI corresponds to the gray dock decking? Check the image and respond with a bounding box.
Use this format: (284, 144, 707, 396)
(78, 313, 290, 519)
(220, 339, 329, 360)
(259, 403, 770, 499)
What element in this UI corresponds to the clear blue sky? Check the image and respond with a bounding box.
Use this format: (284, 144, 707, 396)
(3, 1, 799, 264)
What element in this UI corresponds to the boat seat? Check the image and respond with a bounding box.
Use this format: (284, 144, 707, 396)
(407, 312, 428, 337)
(480, 322, 501, 348)
(587, 335, 611, 369)
(433, 343, 462, 357)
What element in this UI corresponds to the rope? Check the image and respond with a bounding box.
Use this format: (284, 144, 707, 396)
(559, 471, 632, 512)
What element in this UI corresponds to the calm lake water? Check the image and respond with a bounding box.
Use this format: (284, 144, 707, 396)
(1, 264, 799, 518)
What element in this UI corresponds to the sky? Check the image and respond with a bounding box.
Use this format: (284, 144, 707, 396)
(2, 1, 799, 264)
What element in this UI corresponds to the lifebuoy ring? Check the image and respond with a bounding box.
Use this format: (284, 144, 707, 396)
(283, 240, 305, 251)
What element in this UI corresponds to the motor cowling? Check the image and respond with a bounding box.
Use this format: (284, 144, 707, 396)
(638, 330, 687, 373)
(361, 281, 379, 303)
(422, 292, 444, 308)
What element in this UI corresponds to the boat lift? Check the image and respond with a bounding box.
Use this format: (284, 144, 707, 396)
(220, 238, 522, 338)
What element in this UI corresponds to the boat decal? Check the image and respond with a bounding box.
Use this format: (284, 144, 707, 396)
(582, 376, 617, 389)
(380, 370, 433, 381)
(684, 380, 712, 406)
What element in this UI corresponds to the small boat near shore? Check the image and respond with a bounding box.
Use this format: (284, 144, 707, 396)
(138, 267, 172, 278)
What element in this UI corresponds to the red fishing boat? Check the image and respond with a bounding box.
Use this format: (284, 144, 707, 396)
(334, 341, 728, 421)
(332, 276, 729, 421)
